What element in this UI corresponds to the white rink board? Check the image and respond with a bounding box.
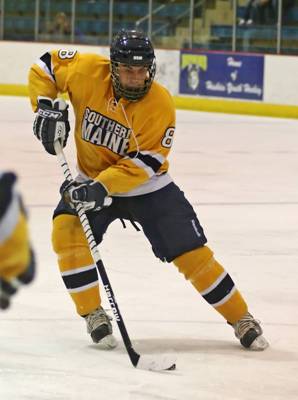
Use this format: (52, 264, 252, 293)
(1, 41, 298, 104)
(0, 41, 179, 95)
(263, 54, 298, 105)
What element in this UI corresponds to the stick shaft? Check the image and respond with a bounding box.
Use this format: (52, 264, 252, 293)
(55, 144, 139, 367)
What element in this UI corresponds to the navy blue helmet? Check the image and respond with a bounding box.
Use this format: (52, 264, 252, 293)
(110, 30, 156, 101)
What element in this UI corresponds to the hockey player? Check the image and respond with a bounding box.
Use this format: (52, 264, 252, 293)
(0, 172, 35, 310)
(28, 29, 268, 350)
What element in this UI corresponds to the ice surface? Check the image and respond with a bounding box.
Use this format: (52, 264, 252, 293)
(0, 96, 298, 400)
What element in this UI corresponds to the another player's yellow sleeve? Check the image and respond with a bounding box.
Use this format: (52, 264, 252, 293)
(0, 173, 31, 281)
(28, 49, 79, 111)
(0, 212, 30, 281)
(96, 87, 176, 194)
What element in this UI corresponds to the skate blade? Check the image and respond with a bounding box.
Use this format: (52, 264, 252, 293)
(249, 335, 269, 351)
(99, 334, 118, 349)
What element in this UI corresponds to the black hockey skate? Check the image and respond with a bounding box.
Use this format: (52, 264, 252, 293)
(230, 312, 269, 350)
(85, 307, 117, 349)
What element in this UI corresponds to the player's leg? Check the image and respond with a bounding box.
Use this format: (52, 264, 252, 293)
(51, 198, 117, 347)
(129, 182, 268, 350)
(173, 247, 268, 350)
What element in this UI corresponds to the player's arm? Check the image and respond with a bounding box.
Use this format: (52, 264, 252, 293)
(28, 50, 77, 155)
(0, 172, 35, 310)
(28, 49, 78, 110)
(62, 94, 175, 209)
(96, 97, 176, 194)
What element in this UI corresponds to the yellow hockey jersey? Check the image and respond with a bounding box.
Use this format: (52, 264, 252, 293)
(28, 50, 176, 196)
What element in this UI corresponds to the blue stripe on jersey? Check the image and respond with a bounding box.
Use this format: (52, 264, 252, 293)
(40, 52, 55, 81)
(128, 151, 162, 173)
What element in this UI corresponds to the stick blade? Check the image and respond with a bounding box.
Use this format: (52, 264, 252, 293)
(136, 355, 176, 371)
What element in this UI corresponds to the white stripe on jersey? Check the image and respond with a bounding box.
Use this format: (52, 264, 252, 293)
(36, 58, 55, 83)
(128, 157, 155, 178)
(140, 151, 166, 165)
(124, 151, 165, 178)
(114, 173, 172, 197)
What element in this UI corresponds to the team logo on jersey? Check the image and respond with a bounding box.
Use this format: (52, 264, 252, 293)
(81, 107, 130, 155)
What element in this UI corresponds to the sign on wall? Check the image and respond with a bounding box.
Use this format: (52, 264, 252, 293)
(179, 51, 264, 101)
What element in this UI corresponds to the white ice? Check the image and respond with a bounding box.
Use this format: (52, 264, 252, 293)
(0, 96, 298, 400)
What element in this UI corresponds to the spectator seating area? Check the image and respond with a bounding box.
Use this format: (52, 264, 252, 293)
(2, 0, 190, 42)
(208, 4, 298, 53)
(1, 0, 298, 54)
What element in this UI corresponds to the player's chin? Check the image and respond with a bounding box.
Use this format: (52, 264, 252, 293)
(125, 83, 143, 90)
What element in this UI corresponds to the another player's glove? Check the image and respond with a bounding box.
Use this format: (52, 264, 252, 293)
(33, 96, 70, 155)
(0, 249, 35, 310)
(61, 180, 110, 211)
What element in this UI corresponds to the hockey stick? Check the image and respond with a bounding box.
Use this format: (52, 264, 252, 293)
(54, 141, 176, 371)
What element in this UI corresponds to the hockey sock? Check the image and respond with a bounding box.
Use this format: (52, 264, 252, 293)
(52, 214, 101, 316)
(173, 246, 247, 324)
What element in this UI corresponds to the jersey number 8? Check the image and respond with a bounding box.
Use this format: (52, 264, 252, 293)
(161, 127, 175, 148)
(58, 50, 77, 60)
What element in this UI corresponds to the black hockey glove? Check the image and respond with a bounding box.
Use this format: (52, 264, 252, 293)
(33, 97, 70, 155)
(61, 180, 109, 211)
(0, 249, 36, 310)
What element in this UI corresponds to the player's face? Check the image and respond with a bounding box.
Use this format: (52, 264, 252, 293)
(118, 64, 148, 89)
